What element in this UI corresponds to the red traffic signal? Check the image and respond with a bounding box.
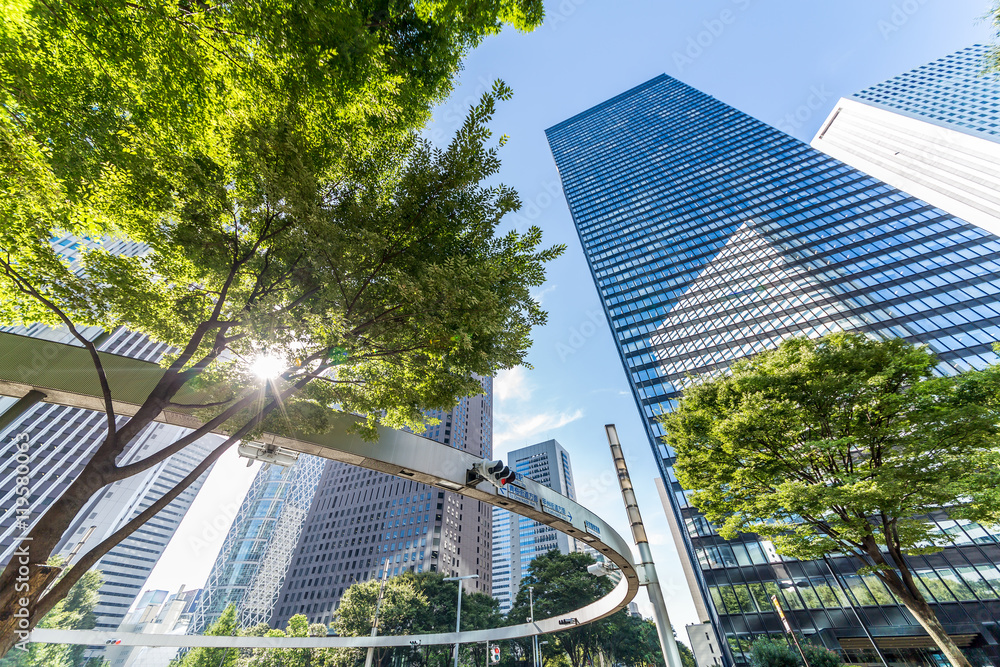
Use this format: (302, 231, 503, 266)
(477, 460, 517, 488)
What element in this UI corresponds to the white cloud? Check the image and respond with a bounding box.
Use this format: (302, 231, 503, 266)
(530, 284, 557, 306)
(495, 366, 533, 403)
(494, 408, 584, 448)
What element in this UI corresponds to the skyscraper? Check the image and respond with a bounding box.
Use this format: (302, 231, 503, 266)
(0, 236, 222, 637)
(491, 439, 577, 613)
(812, 44, 1000, 236)
(189, 454, 326, 634)
(547, 75, 1000, 666)
(270, 377, 494, 627)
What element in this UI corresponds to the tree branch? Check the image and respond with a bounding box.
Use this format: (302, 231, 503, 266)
(0, 256, 119, 442)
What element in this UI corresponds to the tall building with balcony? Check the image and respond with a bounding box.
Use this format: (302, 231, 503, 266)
(491, 439, 577, 613)
(812, 44, 1000, 236)
(547, 74, 1000, 666)
(270, 377, 494, 627)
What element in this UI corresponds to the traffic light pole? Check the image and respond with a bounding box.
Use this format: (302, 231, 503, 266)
(605, 425, 684, 667)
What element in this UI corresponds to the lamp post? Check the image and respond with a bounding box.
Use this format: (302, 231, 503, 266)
(529, 586, 539, 667)
(604, 425, 684, 667)
(444, 574, 479, 667)
(364, 559, 392, 667)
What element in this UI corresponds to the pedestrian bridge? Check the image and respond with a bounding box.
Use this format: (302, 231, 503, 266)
(0, 332, 641, 649)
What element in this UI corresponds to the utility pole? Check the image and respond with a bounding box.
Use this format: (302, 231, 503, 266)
(445, 574, 479, 667)
(604, 425, 684, 667)
(771, 595, 811, 667)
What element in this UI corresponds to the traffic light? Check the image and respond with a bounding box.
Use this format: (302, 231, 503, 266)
(491, 646, 501, 663)
(475, 459, 517, 488)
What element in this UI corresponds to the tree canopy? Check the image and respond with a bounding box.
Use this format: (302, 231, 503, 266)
(171, 603, 239, 667)
(507, 550, 615, 667)
(0, 0, 555, 652)
(663, 332, 1000, 667)
(746, 636, 841, 667)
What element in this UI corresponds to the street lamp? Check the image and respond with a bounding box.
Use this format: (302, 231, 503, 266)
(363, 560, 392, 667)
(528, 586, 539, 667)
(444, 574, 479, 667)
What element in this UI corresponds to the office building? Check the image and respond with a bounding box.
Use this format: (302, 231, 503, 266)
(106, 586, 201, 667)
(812, 44, 1000, 236)
(491, 439, 577, 613)
(0, 326, 221, 635)
(189, 454, 326, 634)
(270, 377, 494, 627)
(0, 237, 221, 637)
(547, 74, 1000, 665)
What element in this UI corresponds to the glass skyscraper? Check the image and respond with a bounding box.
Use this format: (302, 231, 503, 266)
(547, 74, 1000, 666)
(189, 454, 325, 634)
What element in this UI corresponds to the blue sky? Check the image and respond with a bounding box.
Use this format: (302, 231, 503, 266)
(145, 0, 997, 636)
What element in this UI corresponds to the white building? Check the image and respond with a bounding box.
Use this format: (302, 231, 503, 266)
(491, 439, 577, 613)
(812, 44, 1000, 237)
(106, 586, 202, 667)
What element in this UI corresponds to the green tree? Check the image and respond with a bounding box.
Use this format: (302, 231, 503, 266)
(236, 614, 336, 667)
(601, 613, 669, 667)
(330, 571, 501, 667)
(676, 640, 696, 667)
(747, 636, 841, 667)
(0, 0, 555, 653)
(0, 565, 103, 667)
(332, 573, 429, 667)
(663, 333, 1000, 667)
(507, 551, 613, 667)
(747, 636, 801, 667)
(171, 604, 239, 667)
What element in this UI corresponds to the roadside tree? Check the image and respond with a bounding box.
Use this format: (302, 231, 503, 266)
(0, 0, 554, 654)
(664, 333, 1000, 667)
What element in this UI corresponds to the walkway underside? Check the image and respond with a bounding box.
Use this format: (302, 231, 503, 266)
(0, 332, 641, 648)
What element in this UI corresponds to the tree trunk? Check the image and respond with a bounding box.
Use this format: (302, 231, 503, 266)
(878, 571, 973, 667)
(0, 458, 110, 631)
(0, 562, 61, 654)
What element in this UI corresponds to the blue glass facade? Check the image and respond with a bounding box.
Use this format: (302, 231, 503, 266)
(547, 75, 1000, 666)
(852, 44, 1000, 141)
